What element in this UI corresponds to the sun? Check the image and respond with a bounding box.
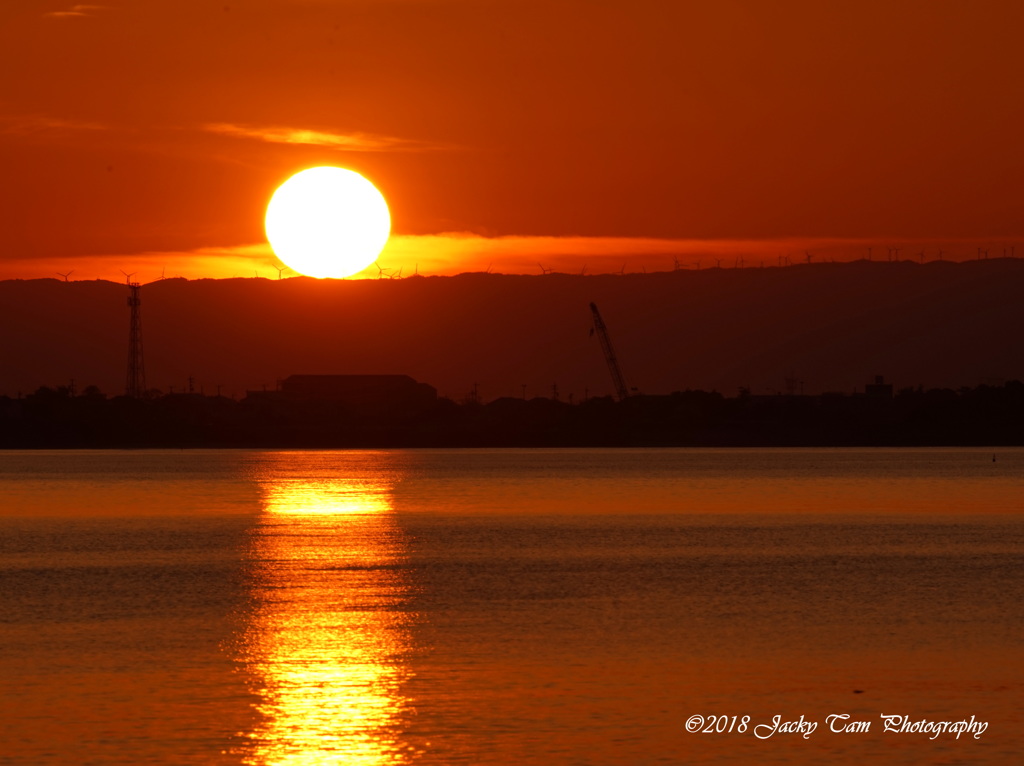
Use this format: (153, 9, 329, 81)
(265, 166, 391, 279)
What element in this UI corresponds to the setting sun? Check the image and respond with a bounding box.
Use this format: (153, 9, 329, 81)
(265, 167, 391, 279)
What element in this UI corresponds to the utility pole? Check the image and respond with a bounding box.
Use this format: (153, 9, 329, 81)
(124, 276, 146, 398)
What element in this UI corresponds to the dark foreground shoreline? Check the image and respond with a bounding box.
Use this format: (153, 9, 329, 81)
(3, 380, 1022, 448)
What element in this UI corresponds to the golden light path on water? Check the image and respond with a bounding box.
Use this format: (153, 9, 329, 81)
(237, 455, 418, 765)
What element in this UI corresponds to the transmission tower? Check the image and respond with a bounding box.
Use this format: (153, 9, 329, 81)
(589, 302, 630, 401)
(125, 278, 146, 397)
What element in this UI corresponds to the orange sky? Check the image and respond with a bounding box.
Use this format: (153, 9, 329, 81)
(2, 1, 1023, 279)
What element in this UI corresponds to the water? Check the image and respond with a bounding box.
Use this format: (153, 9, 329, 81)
(0, 448, 1021, 765)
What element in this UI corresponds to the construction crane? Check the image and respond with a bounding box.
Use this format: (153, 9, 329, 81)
(589, 302, 630, 401)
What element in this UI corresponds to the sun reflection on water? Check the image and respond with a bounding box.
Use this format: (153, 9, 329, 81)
(237, 456, 417, 765)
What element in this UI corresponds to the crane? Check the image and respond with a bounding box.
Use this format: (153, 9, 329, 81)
(589, 302, 630, 401)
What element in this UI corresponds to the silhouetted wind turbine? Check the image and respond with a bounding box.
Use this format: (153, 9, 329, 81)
(274, 265, 286, 279)
(56, 270, 73, 282)
(538, 262, 551, 275)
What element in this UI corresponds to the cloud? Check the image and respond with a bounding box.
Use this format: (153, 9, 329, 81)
(374, 234, 892, 276)
(203, 123, 444, 152)
(44, 4, 109, 18)
(0, 114, 107, 135)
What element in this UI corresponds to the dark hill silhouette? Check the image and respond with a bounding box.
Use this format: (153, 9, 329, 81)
(1, 259, 1022, 400)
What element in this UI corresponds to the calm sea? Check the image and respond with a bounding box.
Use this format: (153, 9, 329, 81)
(0, 448, 1020, 765)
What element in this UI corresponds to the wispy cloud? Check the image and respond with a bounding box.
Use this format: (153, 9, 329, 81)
(0, 114, 107, 135)
(44, 4, 109, 19)
(204, 123, 444, 152)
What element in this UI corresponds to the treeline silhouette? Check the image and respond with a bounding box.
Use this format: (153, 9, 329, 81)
(2, 381, 1023, 448)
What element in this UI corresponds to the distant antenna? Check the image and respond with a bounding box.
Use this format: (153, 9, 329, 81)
(122, 272, 146, 398)
(589, 302, 630, 402)
(56, 270, 73, 282)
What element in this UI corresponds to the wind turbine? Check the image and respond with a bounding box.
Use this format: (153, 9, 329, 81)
(120, 269, 136, 285)
(56, 270, 73, 282)
(538, 263, 551, 275)
(374, 261, 390, 279)
(273, 265, 286, 280)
